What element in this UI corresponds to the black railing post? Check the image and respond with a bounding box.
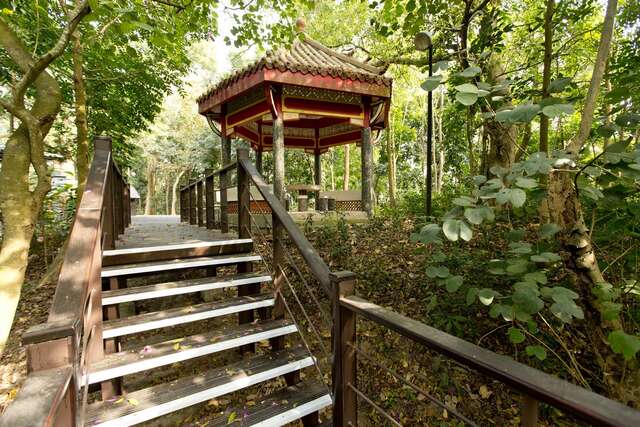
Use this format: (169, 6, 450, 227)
(331, 271, 357, 427)
(220, 170, 229, 233)
(189, 181, 196, 225)
(197, 178, 204, 227)
(179, 188, 186, 222)
(237, 149, 250, 239)
(205, 169, 214, 229)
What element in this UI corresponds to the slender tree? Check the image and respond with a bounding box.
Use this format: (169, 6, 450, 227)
(0, 0, 91, 355)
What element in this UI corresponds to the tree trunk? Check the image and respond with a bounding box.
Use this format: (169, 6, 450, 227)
(343, 144, 350, 190)
(485, 58, 518, 172)
(171, 170, 185, 215)
(539, 0, 554, 153)
(517, 122, 532, 162)
(0, 26, 67, 356)
(71, 5, 89, 199)
(466, 108, 477, 175)
(144, 158, 156, 215)
(387, 129, 397, 207)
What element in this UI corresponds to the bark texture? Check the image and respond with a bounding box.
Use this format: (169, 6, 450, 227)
(0, 1, 90, 356)
(539, 0, 554, 153)
(171, 170, 185, 215)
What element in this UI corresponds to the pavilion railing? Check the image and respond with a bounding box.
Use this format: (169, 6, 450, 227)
(0, 136, 130, 427)
(185, 148, 640, 426)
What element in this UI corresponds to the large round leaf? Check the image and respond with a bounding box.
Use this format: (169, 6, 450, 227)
(456, 91, 478, 106)
(455, 83, 478, 93)
(542, 104, 574, 118)
(421, 75, 442, 92)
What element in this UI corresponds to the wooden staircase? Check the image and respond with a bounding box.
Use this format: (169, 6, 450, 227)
(86, 238, 331, 426)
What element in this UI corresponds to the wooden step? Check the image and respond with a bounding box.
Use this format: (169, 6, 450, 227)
(102, 239, 253, 266)
(102, 272, 271, 305)
(102, 294, 274, 339)
(85, 347, 314, 427)
(206, 381, 332, 427)
(101, 254, 261, 278)
(86, 320, 296, 385)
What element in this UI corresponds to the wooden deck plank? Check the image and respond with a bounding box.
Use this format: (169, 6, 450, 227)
(101, 254, 261, 278)
(101, 272, 271, 305)
(102, 239, 254, 267)
(85, 347, 313, 427)
(102, 294, 274, 338)
(87, 320, 297, 384)
(205, 381, 331, 427)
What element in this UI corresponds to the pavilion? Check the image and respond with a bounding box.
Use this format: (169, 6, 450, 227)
(196, 28, 392, 215)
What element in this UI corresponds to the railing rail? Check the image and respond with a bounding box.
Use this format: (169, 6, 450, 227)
(1, 136, 130, 427)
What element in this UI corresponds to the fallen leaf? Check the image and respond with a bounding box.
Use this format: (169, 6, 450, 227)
(479, 385, 492, 399)
(128, 398, 139, 406)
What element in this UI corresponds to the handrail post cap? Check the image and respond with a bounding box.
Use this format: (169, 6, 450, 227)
(330, 271, 356, 296)
(236, 148, 249, 159)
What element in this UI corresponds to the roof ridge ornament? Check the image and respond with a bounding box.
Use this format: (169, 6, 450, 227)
(295, 17, 306, 34)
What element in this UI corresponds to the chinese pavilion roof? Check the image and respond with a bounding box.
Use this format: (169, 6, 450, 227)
(197, 35, 392, 154)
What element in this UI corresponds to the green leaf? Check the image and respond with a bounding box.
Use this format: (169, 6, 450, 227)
(495, 109, 514, 122)
(453, 196, 476, 207)
(456, 91, 478, 106)
(510, 188, 527, 208)
(464, 207, 484, 225)
(542, 103, 574, 118)
(530, 252, 561, 263)
(538, 223, 561, 239)
(478, 288, 497, 305)
(421, 75, 442, 92)
(505, 229, 526, 242)
(473, 175, 487, 186)
(457, 65, 481, 77)
(431, 251, 447, 262)
(525, 345, 547, 360)
(506, 259, 529, 275)
(509, 242, 532, 254)
(466, 287, 478, 305)
(550, 300, 584, 323)
(443, 219, 460, 242)
(227, 411, 237, 424)
(608, 330, 640, 360)
(549, 77, 572, 93)
(459, 221, 473, 241)
(601, 301, 622, 321)
(435, 61, 449, 72)
(509, 104, 541, 123)
(514, 177, 537, 189)
(523, 271, 547, 284)
(513, 288, 544, 314)
(455, 83, 478, 93)
(426, 266, 450, 279)
(508, 327, 526, 344)
(413, 223, 442, 244)
(445, 275, 464, 292)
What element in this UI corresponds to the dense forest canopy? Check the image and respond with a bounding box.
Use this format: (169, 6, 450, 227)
(1, 0, 639, 413)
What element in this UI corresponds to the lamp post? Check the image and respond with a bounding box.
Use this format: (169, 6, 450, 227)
(414, 32, 433, 217)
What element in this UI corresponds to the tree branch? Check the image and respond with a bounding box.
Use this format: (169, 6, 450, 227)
(4, 0, 90, 107)
(569, 0, 618, 154)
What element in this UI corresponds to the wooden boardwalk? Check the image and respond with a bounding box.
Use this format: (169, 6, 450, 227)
(116, 215, 237, 249)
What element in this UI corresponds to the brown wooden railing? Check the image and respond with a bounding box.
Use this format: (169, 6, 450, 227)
(0, 136, 130, 427)
(183, 148, 640, 427)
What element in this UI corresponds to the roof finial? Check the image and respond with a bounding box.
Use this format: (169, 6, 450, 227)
(295, 17, 306, 33)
